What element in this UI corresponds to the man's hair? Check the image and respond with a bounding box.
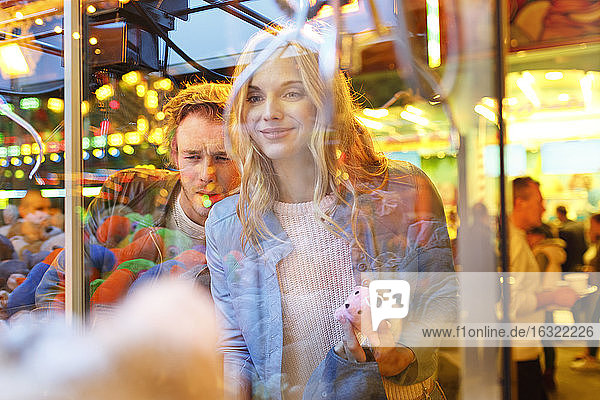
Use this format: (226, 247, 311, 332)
(556, 205, 567, 216)
(512, 176, 539, 205)
(161, 82, 231, 166)
(590, 213, 600, 225)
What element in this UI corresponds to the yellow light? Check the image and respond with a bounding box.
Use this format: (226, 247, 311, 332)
(47, 98, 64, 113)
(405, 105, 425, 115)
(54, 26, 63, 34)
(87, 5, 97, 13)
(122, 71, 141, 85)
(400, 110, 430, 126)
(107, 133, 124, 147)
(49, 153, 60, 162)
(356, 116, 384, 130)
(136, 117, 149, 134)
(474, 104, 498, 124)
(156, 145, 168, 155)
(136, 84, 146, 97)
(145, 90, 158, 109)
(316, 0, 359, 18)
(14, 170, 24, 179)
(15, 12, 24, 19)
(31, 143, 40, 154)
(126, 131, 143, 145)
(72, 32, 81, 40)
(123, 145, 134, 155)
(81, 100, 89, 115)
(148, 128, 164, 145)
(23, 156, 32, 164)
(35, 18, 43, 25)
(0, 44, 30, 77)
(481, 97, 497, 109)
(503, 97, 518, 106)
(516, 72, 541, 108)
(89, 37, 98, 45)
(581, 72, 594, 110)
(92, 148, 104, 158)
(95, 84, 114, 101)
(155, 111, 165, 121)
(558, 93, 570, 102)
(545, 71, 563, 81)
(20, 144, 31, 155)
(426, 0, 441, 68)
(362, 108, 389, 119)
(153, 78, 173, 91)
(94, 49, 101, 55)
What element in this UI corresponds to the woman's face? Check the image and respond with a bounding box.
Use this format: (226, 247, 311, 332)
(244, 56, 317, 165)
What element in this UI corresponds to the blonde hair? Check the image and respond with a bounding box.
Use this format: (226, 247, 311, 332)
(228, 27, 388, 250)
(162, 82, 231, 166)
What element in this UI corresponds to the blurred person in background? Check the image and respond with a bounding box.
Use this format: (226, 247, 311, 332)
(556, 205, 587, 272)
(526, 223, 566, 391)
(570, 213, 600, 372)
(510, 177, 578, 400)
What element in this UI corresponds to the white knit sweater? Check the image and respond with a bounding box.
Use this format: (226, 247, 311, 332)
(273, 195, 355, 398)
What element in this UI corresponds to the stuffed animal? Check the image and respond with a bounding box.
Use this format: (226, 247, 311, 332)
(111, 228, 164, 266)
(0, 235, 17, 261)
(96, 215, 131, 248)
(334, 286, 371, 331)
(7, 273, 26, 291)
(90, 259, 155, 306)
(7, 249, 62, 316)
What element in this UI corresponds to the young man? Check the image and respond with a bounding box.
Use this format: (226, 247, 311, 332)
(86, 82, 239, 248)
(509, 177, 578, 399)
(17, 83, 239, 314)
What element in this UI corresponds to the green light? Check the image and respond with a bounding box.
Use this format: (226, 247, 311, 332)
(14, 170, 24, 179)
(123, 145, 134, 155)
(203, 199, 212, 208)
(92, 136, 107, 148)
(0, 147, 6, 158)
(82, 137, 90, 149)
(20, 97, 40, 110)
(0, 199, 7, 209)
(7, 145, 19, 157)
(4, 170, 12, 178)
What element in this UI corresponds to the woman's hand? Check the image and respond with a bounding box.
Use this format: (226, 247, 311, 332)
(338, 317, 415, 377)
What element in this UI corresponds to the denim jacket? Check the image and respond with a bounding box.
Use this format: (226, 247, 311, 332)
(205, 161, 457, 399)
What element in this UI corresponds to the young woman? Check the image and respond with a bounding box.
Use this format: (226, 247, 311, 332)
(206, 25, 456, 400)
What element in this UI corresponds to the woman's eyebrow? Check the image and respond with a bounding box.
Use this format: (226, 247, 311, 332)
(248, 81, 304, 91)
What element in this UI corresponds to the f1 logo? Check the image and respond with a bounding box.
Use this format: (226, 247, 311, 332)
(369, 280, 410, 330)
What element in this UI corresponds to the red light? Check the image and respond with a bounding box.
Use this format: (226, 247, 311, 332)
(109, 100, 120, 110)
(100, 119, 110, 135)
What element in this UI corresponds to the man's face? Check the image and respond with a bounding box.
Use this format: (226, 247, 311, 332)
(172, 114, 239, 225)
(518, 184, 545, 230)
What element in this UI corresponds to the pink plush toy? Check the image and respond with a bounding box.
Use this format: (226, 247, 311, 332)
(334, 286, 370, 329)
